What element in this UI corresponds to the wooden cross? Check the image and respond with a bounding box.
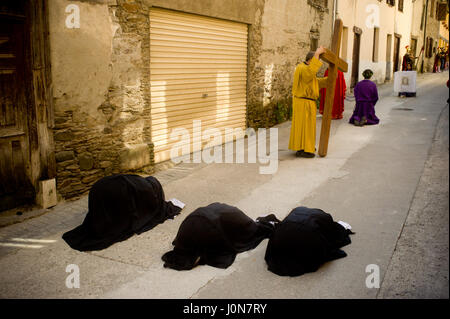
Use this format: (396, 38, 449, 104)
(318, 19, 348, 157)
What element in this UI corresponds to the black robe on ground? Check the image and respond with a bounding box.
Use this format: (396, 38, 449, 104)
(264, 206, 353, 277)
(162, 203, 277, 270)
(62, 174, 182, 251)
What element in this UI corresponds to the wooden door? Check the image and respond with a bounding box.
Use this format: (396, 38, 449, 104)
(385, 34, 392, 81)
(0, 11, 35, 211)
(393, 35, 401, 72)
(350, 31, 361, 88)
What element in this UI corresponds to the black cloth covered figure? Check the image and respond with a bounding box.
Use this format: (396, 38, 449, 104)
(62, 174, 182, 251)
(264, 206, 353, 277)
(162, 203, 277, 270)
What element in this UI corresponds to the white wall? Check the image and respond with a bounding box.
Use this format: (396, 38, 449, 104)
(337, 0, 414, 86)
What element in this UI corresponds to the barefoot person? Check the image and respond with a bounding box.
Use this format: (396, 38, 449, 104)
(289, 46, 328, 158)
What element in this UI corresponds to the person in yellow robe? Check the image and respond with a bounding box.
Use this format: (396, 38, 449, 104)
(289, 46, 328, 158)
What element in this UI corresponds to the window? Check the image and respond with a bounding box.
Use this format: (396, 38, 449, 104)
(430, 1, 434, 18)
(386, 34, 392, 62)
(426, 37, 434, 58)
(310, 38, 318, 51)
(310, 28, 319, 51)
(387, 0, 395, 6)
(307, 0, 328, 9)
(341, 26, 349, 60)
(437, 2, 448, 20)
(410, 38, 418, 57)
(372, 27, 380, 62)
(398, 0, 404, 12)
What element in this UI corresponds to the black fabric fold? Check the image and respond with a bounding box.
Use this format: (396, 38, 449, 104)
(162, 202, 275, 270)
(264, 206, 353, 277)
(62, 174, 181, 251)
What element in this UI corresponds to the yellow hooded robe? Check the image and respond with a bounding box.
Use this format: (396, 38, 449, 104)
(289, 57, 328, 153)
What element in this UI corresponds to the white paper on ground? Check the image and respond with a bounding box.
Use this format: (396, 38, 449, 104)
(337, 220, 352, 230)
(169, 198, 185, 209)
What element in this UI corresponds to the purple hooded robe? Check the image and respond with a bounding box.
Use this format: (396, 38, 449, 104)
(349, 79, 380, 125)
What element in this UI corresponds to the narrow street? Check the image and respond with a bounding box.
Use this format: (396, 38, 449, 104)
(0, 71, 448, 299)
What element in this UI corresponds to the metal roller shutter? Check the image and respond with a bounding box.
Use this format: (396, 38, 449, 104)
(150, 7, 248, 163)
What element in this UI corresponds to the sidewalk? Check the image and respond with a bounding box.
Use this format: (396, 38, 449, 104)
(0, 71, 448, 298)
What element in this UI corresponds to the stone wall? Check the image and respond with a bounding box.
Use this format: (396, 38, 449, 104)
(50, 0, 154, 198)
(411, 0, 442, 73)
(49, 0, 332, 199)
(423, 13, 441, 72)
(247, 0, 332, 128)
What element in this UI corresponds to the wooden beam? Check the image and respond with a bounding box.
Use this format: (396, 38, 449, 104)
(318, 19, 348, 158)
(321, 49, 348, 73)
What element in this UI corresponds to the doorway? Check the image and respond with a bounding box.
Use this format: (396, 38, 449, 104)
(0, 1, 34, 211)
(393, 34, 401, 72)
(385, 34, 392, 81)
(0, 0, 54, 212)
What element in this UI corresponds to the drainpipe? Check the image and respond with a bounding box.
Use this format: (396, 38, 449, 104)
(336, 0, 339, 20)
(421, 0, 429, 73)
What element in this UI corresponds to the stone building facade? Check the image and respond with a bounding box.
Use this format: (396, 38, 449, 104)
(438, 12, 449, 49)
(47, 0, 334, 200)
(411, 0, 448, 73)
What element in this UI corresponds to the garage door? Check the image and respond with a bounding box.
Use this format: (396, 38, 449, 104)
(150, 8, 248, 163)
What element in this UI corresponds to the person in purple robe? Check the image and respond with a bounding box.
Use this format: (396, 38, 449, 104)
(349, 69, 380, 126)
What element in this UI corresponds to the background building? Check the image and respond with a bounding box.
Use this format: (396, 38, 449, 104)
(335, 0, 448, 88)
(336, 0, 414, 86)
(438, 12, 449, 49)
(411, 0, 449, 73)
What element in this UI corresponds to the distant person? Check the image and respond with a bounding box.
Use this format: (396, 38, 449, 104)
(289, 46, 328, 158)
(433, 50, 441, 73)
(447, 80, 449, 104)
(440, 47, 446, 72)
(319, 69, 347, 119)
(399, 46, 417, 98)
(445, 46, 449, 71)
(402, 46, 414, 71)
(349, 69, 380, 127)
